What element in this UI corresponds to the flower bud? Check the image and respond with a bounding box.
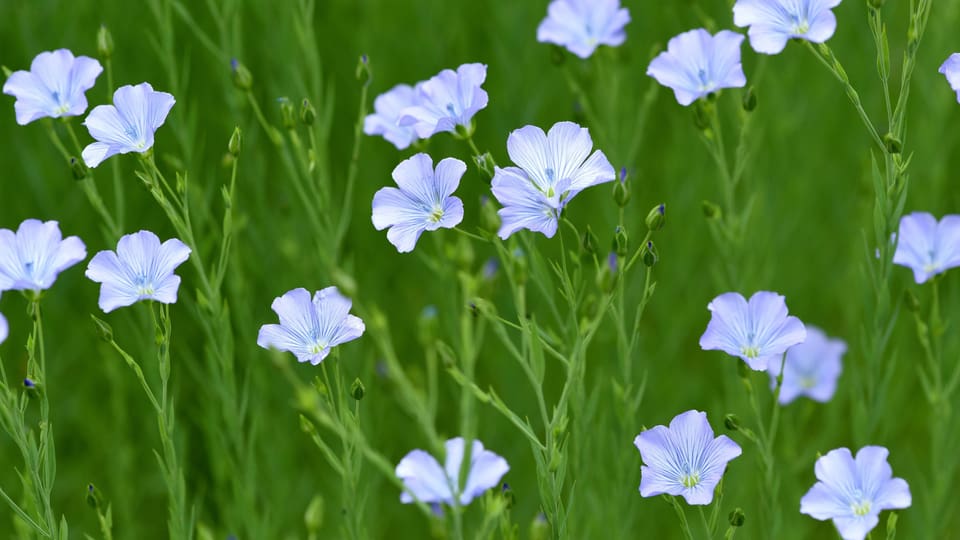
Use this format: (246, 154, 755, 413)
(742, 86, 757, 112)
(613, 226, 628, 258)
(530, 513, 550, 540)
(305, 495, 324, 533)
(301, 98, 316, 126)
(230, 59, 253, 91)
(642, 241, 658, 267)
(86, 483, 104, 509)
(883, 133, 902, 154)
(582, 225, 599, 256)
(91, 315, 114, 343)
(702, 200, 722, 219)
(729, 508, 745, 527)
(355, 54, 371, 87)
(279, 98, 296, 129)
(501, 483, 515, 509)
(473, 152, 496, 181)
(613, 168, 631, 207)
(70, 157, 88, 180)
(723, 413, 741, 432)
(350, 378, 365, 401)
(645, 204, 666, 231)
(228, 127, 242, 157)
(97, 26, 114, 59)
(24, 378, 39, 399)
(868, 0, 885, 8)
(596, 252, 618, 293)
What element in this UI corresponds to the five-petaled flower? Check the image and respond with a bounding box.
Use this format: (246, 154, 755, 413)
(800, 446, 911, 540)
(537, 0, 631, 59)
(371, 153, 465, 253)
(634, 410, 742, 505)
(767, 325, 845, 405)
(733, 0, 843, 55)
(491, 121, 615, 239)
(0, 219, 86, 293)
(364, 83, 423, 150)
(398, 63, 488, 138)
(892, 211, 960, 284)
(699, 291, 807, 371)
(939, 53, 960, 103)
(257, 287, 364, 365)
(396, 437, 509, 506)
(3, 49, 103, 125)
(85, 230, 191, 313)
(81, 82, 176, 168)
(647, 29, 747, 106)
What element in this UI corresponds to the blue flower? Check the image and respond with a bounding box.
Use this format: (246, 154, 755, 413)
(634, 410, 742, 505)
(699, 291, 807, 371)
(647, 29, 747, 106)
(398, 63, 488, 138)
(537, 0, 631, 59)
(491, 121, 615, 239)
(81, 83, 176, 168)
(257, 287, 364, 365)
(84, 231, 191, 313)
(767, 325, 845, 405)
(734, 0, 842, 55)
(371, 153, 465, 253)
(800, 446, 911, 540)
(363, 83, 423, 150)
(0, 303, 7, 345)
(396, 437, 509, 506)
(2, 49, 102, 125)
(940, 53, 960, 103)
(0, 219, 86, 293)
(893, 212, 960, 284)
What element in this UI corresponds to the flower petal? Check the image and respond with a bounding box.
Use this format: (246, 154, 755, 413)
(396, 449, 453, 504)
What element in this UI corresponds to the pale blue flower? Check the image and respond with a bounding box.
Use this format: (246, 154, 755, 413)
(364, 83, 422, 150)
(893, 212, 960, 284)
(81, 83, 175, 168)
(800, 446, 911, 540)
(491, 121, 615, 239)
(647, 29, 747, 106)
(371, 153, 465, 253)
(0, 219, 86, 293)
(396, 437, 509, 506)
(767, 325, 845, 405)
(537, 0, 631, 59)
(257, 287, 364, 365)
(0, 302, 7, 344)
(940, 53, 960, 103)
(699, 291, 807, 371)
(2, 49, 102, 125)
(398, 63, 488, 138)
(634, 410, 742, 505)
(84, 231, 191, 313)
(734, 0, 842, 55)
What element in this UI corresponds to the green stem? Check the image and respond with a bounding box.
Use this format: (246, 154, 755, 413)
(667, 496, 695, 540)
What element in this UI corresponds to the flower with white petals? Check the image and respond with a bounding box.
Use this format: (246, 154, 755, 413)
(396, 437, 509, 506)
(398, 63, 488, 138)
(364, 83, 423, 150)
(0, 219, 86, 293)
(82, 83, 175, 168)
(733, 0, 843, 55)
(257, 287, 364, 365)
(537, 0, 631, 59)
(647, 29, 747, 106)
(3, 49, 102, 125)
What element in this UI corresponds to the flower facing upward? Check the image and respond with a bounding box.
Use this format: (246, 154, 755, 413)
(363, 83, 422, 150)
(2, 49, 103, 125)
(398, 63, 488, 138)
(699, 291, 807, 371)
(84, 231, 191, 313)
(939, 54, 960, 103)
(647, 29, 747, 106)
(733, 0, 843, 55)
(371, 153, 465, 253)
(800, 446, 911, 540)
(0, 219, 86, 293)
(396, 437, 509, 506)
(537, 0, 631, 59)
(892, 212, 960, 284)
(81, 83, 175, 168)
(767, 325, 845, 405)
(491, 121, 615, 239)
(634, 410, 742, 505)
(257, 287, 364, 365)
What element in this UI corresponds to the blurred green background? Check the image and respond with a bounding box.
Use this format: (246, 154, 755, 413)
(2, 0, 960, 538)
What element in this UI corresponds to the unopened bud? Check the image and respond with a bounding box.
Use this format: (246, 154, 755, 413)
(645, 204, 666, 231)
(883, 133, 902, 154)
(702, 200, 722, 219)
(642, 240, 658, 267)
(23, 378, 39, 399)
(613, 226, 628, 258)
(228, 127, 242, 156)
(724, 414, 741, 432)
(729, 508, 745, 527)
(501, 483, 515, 509)
(301, 99, 316, 125)
(613, 173, 631, 207)
(355, 54, 371, 87)
(91, 315, 114, 342)
(86, 483, 103, 509)
(582, 225, 599, 256)
(230, 59, 253, 90)
(473, 152, 496, 181)
(279, 98, 296, 129)
(305, 495, 324, 532)
(742, 86, 757, 112)
(70, 157, 88, 180)
(868, 0, 885, 8)
(350, 378, 365, 401)
(97, 26, 114, 59)
(530, 513, 550, 540)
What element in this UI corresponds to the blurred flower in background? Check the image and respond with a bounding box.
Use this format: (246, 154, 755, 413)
(537, 0, 630, 59)
(647, 29, 747, 106)
(396, 437, 509, 506)
(767, 325, 845, 405)
(398, 63, 488, 138)
(939, 53, 960, 102)
(892, 211, 960, 284)
(0, 219, 86, 293)
(364, 83, 423, 150)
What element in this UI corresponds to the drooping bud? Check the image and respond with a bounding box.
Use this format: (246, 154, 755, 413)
(645, 204, 666, 231)
(742, 86, 757, 112)
(228, 127, 242, 157)
(70, 157, 88, 180)
(97, 26, 114, 59)
(501, 483, 515, 509)
(868, 0, 885, 8)
(301, 99, 316, 126)
(613, 226, 628, 258)
(729, 508, 745, 527)
(350, 378, 365, 401)
(642, 240, 658, 267)
(230, 59, 253, 90)
(24, 378, 39, 399)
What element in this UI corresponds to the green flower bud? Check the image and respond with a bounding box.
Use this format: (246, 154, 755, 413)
(350, 378, 365, 401)
(97, 26, 114, 59)
(613, 167, 630, 207)
(24, 378, 40, 399)
(70, 157, 88, 180)
(301, 98, 316, 126)
(91, 315, 114, 343)
(723, 414, 741, 432)
(883, 133, 902, 154)
(729, 508, 745, 527)
(228, 127, 242, 156)
(355, 54, 371, 87)
(582, 225, 599, 256)
(230, 59, 253, 91)
(868, 0, 885, 8)
(473, 152, 496, 181)
(645, 204, 666, 231)
(305, 495, 324, 533)
(613, 226, 628, 258)
(642, 241, 658, 267)
(86, 483, 103, 509)
(702, 200, 722, 219)
(742, 86, 757, 112)
(279, 98, 296, 129)
(530, 513, 550, 540)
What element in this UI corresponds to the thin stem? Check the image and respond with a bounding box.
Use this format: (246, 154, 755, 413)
(667, 496, 695, 540)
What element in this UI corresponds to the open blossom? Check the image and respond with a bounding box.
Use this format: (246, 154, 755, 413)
(0, 219, 86, 293)
(371, 154, 465, 253)
(940, 54, 960, 103)
(699, 291, 807, 371)
(2, 49, 102, 125)
(82, 83, 175, 168)
(398, 63, 488, 138)
(537, 0, 631, 59)
(733, 0, 842, 55)
(85, 231, 191, 313)
(364, 83, 422, 150)
(257, 287, 364, 365)
(893, 212, 960, 284)
(634, 410, 742, 505)
(647, 29, 746, 106)
(396, 437, 509, 506)
(767, 326, 845, 405)
(491, 121, 615, 239)
(801, 446, 911, 540)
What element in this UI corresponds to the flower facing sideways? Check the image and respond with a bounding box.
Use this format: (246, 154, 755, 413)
(82, 82, 175, 168)
(364, 83, 422, 150)
(892, 211, 960, 284)
(396, 437, 509, 506)
(767, 325, 845, 405)
(537, 0, 631, 59)
(2, 49, 102, 125)
(800, 446, 911, 540)
(647, 29, 747, 106)
(939, 54, 960, 103)
(85, 230, 191, 313)
(257, 287, 364, 365)
(699, 291, 807, 371)
(371, 153, 465, 253)
(0, 219, 86, 293)
(733, 0, 843, 55)
(398, 63, 488, 138)
(634, 410, 742, 505)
